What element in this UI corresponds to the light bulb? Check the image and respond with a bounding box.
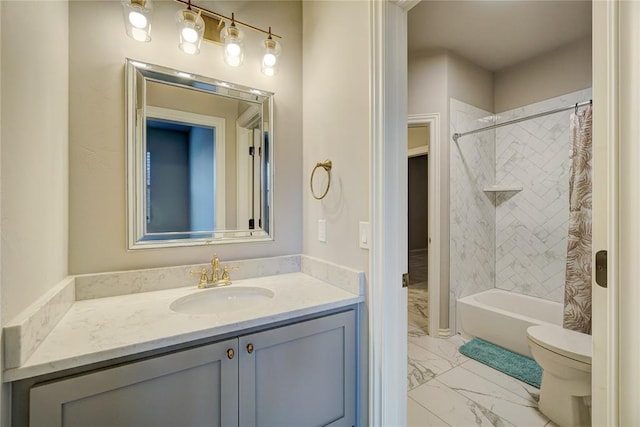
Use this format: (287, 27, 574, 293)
(181, 43, 197, 55)
(176, 8, 204, 55)
(131, 27, 149, 42)
(181, 26, 198, 43)
(226, 43, 241, 58)
(128, 11, 147, 28)
(263, 53, 277, 67)
(263, 67, 275, 77)
(221, 18, 244, 67)
(225, 55, 242, 67)
(122, 0, 152, 42)
(261, 32, 280, 77)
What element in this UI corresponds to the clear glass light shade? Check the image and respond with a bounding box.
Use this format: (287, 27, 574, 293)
(221, 25, 244, 67)
(261, 38, 281, 76)
(122, 0, 152, 42)
(176, 9, 204, 55)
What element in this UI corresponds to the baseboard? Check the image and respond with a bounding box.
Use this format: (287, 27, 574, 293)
(438, 328, 451, 338)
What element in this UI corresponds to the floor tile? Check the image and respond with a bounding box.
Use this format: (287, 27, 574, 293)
(409, 333, 470, 366)
(408, 396, 450, 426)
(409, 379, 516, 427)
(408, 287, 429, 330)
(461, 359, 540, 404)
(408, 342, 457, 390)
(409, 248, 428, 285)
(436, 367, 550, 427)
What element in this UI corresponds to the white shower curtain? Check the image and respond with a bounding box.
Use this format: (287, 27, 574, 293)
(563, 105, 593, 335)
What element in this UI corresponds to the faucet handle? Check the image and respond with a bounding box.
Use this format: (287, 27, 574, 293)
(221, 266, 239, 285)
(190, 268, 209, 288)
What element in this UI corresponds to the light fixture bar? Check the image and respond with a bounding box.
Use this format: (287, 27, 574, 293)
(174, 0, 282, 39)
(175, 0, 282, 39)
(201, 14, 224, 44)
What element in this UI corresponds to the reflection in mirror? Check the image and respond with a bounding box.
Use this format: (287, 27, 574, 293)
(125, 59, 273, 249)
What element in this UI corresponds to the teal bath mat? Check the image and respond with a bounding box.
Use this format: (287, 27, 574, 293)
(459, 338, 542, 388)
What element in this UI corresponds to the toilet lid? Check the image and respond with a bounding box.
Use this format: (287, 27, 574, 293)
(527, 325, 592, 364)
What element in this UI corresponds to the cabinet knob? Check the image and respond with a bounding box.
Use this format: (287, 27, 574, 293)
(227, 348, 235, 359)
(246, 343, 254, 354)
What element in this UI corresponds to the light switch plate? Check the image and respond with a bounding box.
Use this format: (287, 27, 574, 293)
(318, 219, 327, 242)
(359, 221, 370, 249)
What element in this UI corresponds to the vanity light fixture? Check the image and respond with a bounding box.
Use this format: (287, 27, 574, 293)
(121, 0, 282, 76)
(221, 14, 244, 67)
(261, 28, 281, 76)
(176, 0, 204, 55)
(122, 0, 153, 42)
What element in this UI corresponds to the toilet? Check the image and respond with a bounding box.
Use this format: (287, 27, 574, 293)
(526, 325, 592, 427)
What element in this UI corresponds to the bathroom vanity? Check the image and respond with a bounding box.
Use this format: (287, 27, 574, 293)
(27, 310, 355, 427)
(5, 259, 364, 427)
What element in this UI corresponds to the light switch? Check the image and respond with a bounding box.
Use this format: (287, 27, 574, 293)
(359, 222, 370, 249)
(318, 219, 327, 242)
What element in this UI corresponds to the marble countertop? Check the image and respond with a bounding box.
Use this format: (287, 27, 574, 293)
(4, 272, 363, 382)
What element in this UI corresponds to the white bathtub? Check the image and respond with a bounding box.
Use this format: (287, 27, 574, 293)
(456, 289, 563, 357)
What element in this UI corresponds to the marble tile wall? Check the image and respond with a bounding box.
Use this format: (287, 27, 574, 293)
(450, 99, 496, 332)
(495, 89, 592, 302)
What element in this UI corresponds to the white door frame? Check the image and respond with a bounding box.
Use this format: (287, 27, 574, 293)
(608, 1, 640, 425)
(592, 0, 622, 425)
(408, 114, 441, 338)
(369, 1, 409, 425)
(374, 0, 623, 425)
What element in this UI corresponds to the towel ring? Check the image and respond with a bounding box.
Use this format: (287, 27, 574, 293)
(310, 160, 332, 200)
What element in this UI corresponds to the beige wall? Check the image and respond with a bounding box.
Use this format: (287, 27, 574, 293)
(447, 53, 494, 113)
(495, 36, 592, 112)
(302, 1, 369, 273)
(69, 1, 302, 273)
(1, 1, 69, 323)
(409, 50, 449, 120)
(408, 125, 429, 152)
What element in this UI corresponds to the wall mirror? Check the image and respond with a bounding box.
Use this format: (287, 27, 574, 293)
(125, 59, 273, 249)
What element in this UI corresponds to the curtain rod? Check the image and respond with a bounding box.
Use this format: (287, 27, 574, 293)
(452, 99, 592, 143)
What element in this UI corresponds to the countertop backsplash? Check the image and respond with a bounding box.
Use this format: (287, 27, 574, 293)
(74, 255, 302, 300)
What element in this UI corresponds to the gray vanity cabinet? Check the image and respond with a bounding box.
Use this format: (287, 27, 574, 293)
(27, 309, 356, 427)
(239, 310, 356, 427)
(29, 338, 239, 427)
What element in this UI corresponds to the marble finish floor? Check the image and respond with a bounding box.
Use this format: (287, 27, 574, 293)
(408, 247, 429, 334)
(407, 329, 558, 427)
(408, 287, 429, 333)
(409, 248, 428, 286)
(406, 246, 556, 426)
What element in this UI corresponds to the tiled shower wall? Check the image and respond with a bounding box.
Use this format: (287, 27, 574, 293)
(450, 89, 592, 327)
(495, 89, 592, 302)
(450, 99, 496, 331)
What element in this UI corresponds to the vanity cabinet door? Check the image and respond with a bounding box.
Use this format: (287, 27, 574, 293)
(238, 310, 356, 427)
(29, 339, 239, 427)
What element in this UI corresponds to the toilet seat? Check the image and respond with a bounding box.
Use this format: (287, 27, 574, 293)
(527, 325, 592, 364)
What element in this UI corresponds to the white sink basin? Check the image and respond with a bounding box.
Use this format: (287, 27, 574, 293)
(170, 286, 275, 315)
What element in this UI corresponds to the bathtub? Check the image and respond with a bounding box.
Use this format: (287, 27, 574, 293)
(456, 289, 563, 358)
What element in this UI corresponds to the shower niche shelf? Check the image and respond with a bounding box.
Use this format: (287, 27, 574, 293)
(482, 185, 523, 193)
